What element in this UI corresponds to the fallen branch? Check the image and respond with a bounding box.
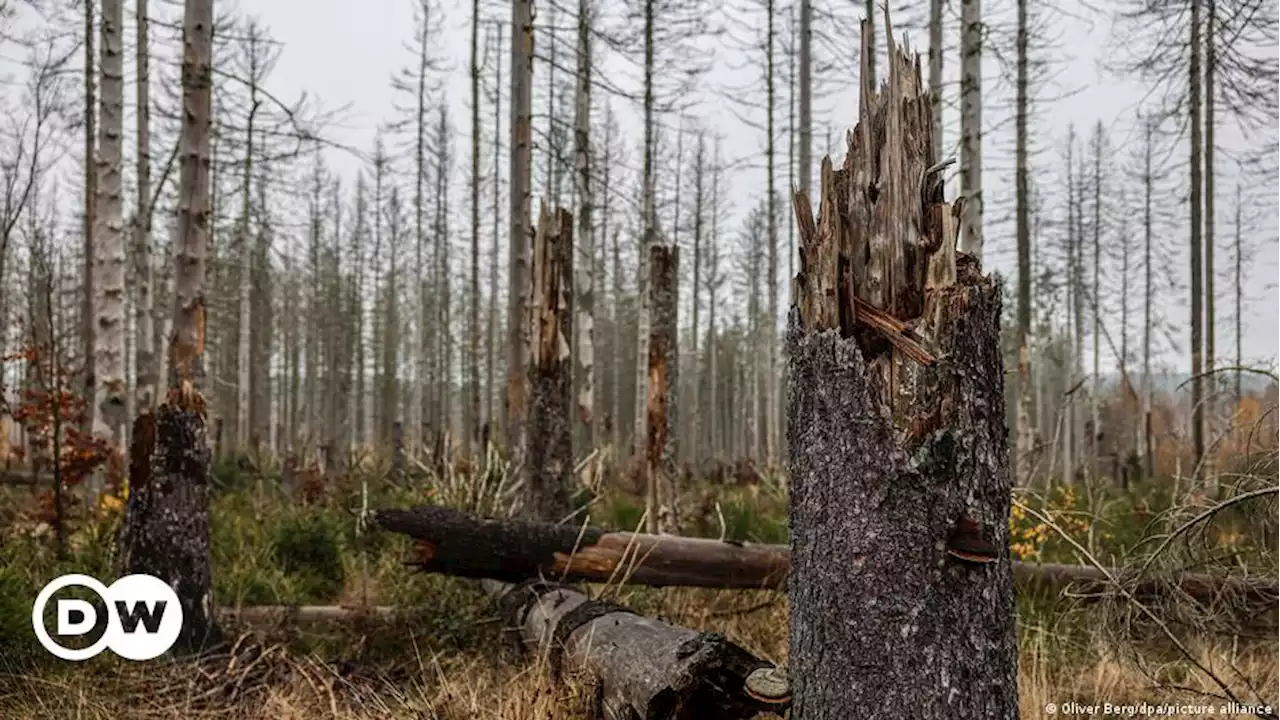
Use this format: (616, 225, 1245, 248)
(373, 505, 1278, 606)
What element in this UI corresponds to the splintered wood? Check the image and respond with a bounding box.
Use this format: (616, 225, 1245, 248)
(791, 13, 955, 392)
(525, 203, 574, 522)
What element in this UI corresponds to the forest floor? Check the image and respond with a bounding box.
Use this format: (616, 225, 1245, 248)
(1, 451, 1276, 719)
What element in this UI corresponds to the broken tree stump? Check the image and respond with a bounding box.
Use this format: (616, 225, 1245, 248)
(119, 392, 219, 654)
(486, 578, 789, 719)
(786, 14, 1017, 720)
(647, 243, 680, 534)
(525, 204, 575, 523)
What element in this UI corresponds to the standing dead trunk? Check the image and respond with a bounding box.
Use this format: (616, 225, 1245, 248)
(927, 0, 943, 159)
(634, 0, 656, 460)
(94, 0, 127, 463)
(508, 0, 534, 457)
(787, 17, 1017, 718)
(487, 22, 504, 440)
(133, 0, 155, 414)
(647, 244, 678, 534)
(798, 0, 811, 195)
(525, 205, 574, 523)
(573, 0, 595, 454)
(120, 0, 218, 654)
(1188, 0, 1205, 465)
(466, 0, 482, 457)
(1014, 0, 1031, 486)
(959, 0, 983, 260)
(82, 0, 97, 442)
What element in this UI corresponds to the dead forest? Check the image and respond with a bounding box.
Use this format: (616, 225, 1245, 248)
(0, 0, 1277, 717)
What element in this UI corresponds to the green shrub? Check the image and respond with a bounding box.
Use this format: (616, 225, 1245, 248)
(269, 513, 345, 602)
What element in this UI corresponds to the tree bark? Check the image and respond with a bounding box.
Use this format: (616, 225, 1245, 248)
(1189, 0, 1205, 465)
(467, 0, 482, 457)
(647, 244, 679, 534)
(928, 0, 943, 160)
(120, 0, 218, 653)
(82, 0, 97, 444)
(634, 0, 656, 460)
(485, 579, 789, 719)
(525, 205, 574, 523)
(1014, 0, 1032, 486)
(133, 0, 155, 414)
(573, 0, 595, 454)
(787, 17, 1017, 718)
(798, 0, 811, 195)
(959, 0, 983, 261)
(508, 0, 534, 456)
(94, 0, 127, 461)
(372, 505, 1275, 605)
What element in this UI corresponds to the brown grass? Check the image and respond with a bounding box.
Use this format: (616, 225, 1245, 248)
(3, 585, 1274, 719)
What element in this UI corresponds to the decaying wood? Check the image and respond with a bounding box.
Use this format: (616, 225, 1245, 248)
(786, 11, 1014, 717)
(525, 204, 574, 522)
(646, 243, 679, 534)
(373, 505, 789, 589)
(120, 397, 219, 653)
(372, 505, 1277, 606)
(485, 578, 789, 719)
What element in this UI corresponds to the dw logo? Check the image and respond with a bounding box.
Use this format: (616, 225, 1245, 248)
(31, 574, 183, 661)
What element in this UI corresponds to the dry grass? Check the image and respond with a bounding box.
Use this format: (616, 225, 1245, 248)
(3, 584, 1275, 719)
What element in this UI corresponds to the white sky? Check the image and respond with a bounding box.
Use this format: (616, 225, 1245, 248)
(8, 0, 1277, 375)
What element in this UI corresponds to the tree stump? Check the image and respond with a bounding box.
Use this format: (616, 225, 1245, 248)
(647, 243, 679, 534)
(119, 392, 219, 654)
(524, 203, 574, 523)
(786, 14, 1017, 720)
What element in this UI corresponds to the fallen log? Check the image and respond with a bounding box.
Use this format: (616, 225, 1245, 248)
(483, 578, 789, 719)
(373, 505, 1279, 606)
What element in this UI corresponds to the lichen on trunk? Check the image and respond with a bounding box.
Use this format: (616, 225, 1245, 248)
(524, 204, 574, 523)
(786, 11, 1017, 719)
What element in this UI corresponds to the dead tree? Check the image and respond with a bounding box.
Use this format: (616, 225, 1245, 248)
(646, 244, 679, 534)
(373, 505, 1280, 607)
(119, 0, 218, 654)
(787, 16, 1017, 719)
(524, 205, 574, 523)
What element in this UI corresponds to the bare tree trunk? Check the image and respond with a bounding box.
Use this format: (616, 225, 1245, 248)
(647, 244, 678, 534)
(1188, 0, 1205, 465)
(764, 0, 779, 470)
(93, 0, 127, 479)
(412, 6, 431, 456)
(798, 0, 811, 195)
(787, 20, 1016, 717)
(121, 0, 218, 653)
(1204, 0, 1216, 465)
(1232, 176, 1241, 408)
(509, 0, 534, 456)
(928, 0, 943, 159)
(525, 205, 574, 523)
(634, 0, 656, 461)
(487, 22, 503, 440)
(133, 0, 155, 415)
(466, 0, 482, 458)
(689, 133, 705, 464)
(235, 30, 261, 454)
(707, 137, 721, 459)
(1090, 124, 1102, 480)
(1014, 0, 1032, 486)
(959, 0, 983, 261)
(573, 0, 595, 453)
(1141, 117, 1154, 480)
(83, 0, 97, 440)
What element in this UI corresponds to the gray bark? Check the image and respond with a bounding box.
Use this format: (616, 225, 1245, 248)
(508, 0, 534, 455)
(787, 19, 1017, 718)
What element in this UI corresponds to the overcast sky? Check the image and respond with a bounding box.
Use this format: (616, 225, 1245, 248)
(34, 0, 1280, 374)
